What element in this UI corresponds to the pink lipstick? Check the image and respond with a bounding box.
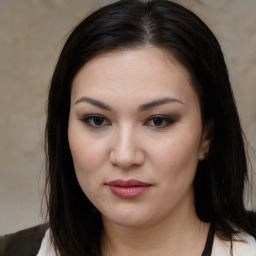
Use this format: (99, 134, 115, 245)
(107, 179, 150, 199)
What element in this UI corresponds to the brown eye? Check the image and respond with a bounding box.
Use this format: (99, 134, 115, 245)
(152, 117, 165, 126)
(82, 115, 110, 128)
(146, 115, 175, 128)
(93, 116, 105, 126)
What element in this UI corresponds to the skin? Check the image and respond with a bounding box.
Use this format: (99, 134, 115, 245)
(68, 47, 211, 255)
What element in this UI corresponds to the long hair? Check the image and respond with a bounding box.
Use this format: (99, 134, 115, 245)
(44, 0, 256, 255)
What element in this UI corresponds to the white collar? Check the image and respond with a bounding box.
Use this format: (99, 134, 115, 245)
(211, 232, 256, 256)
(37, 228, 56, 256)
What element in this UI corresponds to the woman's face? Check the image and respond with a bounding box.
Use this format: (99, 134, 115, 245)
(68, 47, 210, 228)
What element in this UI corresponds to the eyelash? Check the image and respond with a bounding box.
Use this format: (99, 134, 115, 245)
(81, 114, 175, 128)
(145, 115, 175, 128)
(82, 114, 111, 128)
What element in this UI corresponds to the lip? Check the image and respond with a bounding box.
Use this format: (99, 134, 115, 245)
(107, 179, 151, 199)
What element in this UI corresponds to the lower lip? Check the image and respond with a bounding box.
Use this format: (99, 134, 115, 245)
(108, 185, 150, 199)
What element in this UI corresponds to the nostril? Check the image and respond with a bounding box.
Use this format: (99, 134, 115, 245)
(109, 148, 145, 169)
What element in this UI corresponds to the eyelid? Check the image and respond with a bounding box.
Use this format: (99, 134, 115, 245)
(145, 114, 176, 128)
(80, 113, 176, 129)
(81, 114, 111, 128)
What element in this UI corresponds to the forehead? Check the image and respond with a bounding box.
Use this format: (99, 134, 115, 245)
(71, 47, 197, 105)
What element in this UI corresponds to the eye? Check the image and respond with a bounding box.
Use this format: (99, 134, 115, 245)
(145, 115, 175, 128)
(82, 115, 110, 128)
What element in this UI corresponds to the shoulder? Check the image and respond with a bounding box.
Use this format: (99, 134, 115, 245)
(212, 232, 256, 256)
(0, 224, 48, 256)
(232, 232, 256, 256)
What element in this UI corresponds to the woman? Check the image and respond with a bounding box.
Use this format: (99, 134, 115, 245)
(0, 0, 255, 255)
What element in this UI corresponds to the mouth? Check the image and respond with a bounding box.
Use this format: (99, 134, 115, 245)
(107, 179, 151, 199)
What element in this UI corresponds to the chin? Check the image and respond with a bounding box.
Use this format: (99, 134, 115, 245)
(102, 208, 157, 228)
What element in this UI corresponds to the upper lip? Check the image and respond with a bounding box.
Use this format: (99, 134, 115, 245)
(107, 179, 150, 187)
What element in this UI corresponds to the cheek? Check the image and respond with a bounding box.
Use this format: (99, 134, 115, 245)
(156, 132, 200, 162)
(68, 126, 107, 171)
(68, 128, 101, 189)
(152, 130, 201, 183)
(69, 141, 103, 203)
(69, 135, 112, 212)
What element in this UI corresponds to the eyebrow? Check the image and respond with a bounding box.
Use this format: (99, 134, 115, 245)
(139, 97, 184, 111)
(74, 97, 183, 111)
(75, 97, 112, 111)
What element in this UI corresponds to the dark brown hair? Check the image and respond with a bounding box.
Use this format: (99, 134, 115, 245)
(45, 0, 256, 255)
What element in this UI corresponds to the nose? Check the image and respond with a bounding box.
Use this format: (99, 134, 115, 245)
(109, 125, 145, 169)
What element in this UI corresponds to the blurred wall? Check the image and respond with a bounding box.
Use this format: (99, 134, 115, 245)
(0, 0, 255, 234)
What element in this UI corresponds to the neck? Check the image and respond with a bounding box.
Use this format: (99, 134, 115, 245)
(101, 201, 210, 256)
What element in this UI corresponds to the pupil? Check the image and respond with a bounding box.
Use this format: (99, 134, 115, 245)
(153, 118, 163, 126)
(94, 117, 104, 125)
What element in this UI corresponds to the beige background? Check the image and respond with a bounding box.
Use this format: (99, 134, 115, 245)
(0, 0, 255, 235)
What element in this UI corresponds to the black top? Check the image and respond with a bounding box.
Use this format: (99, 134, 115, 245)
(202, 224, 215, 256)
(0, 224, 48, 256)
(0, 223, 215, 256)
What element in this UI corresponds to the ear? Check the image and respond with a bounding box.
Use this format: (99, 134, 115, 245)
(198, 121, 213, 161)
